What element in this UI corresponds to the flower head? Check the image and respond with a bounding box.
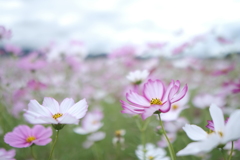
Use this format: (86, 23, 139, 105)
(24, 97, 88, 125)
(4, 125, 52, 148)
(74, 109, 103, 134)
(126, 70, 149, 85)
(135, 143, 170, 160)
(177, 104, 240, 156)
(0, 148, 16, 160)
(121, 79, 188, 119)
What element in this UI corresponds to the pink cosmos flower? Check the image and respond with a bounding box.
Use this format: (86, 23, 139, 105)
(24, 97, 88, 125)
(0, 148, 16, 160)
(4, 125, 52, 148)
(120, 79, 188, 119)
(0, 26, 12, 40)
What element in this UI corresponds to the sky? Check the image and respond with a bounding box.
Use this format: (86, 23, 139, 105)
(1, 0, 240, 57)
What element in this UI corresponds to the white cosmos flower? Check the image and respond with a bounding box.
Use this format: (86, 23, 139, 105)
(74, 110, 103, 134)
(24, 97, 88, 124)
(177, 104, 240, 156)
(136, 143, 170, 160)
(126, 70, 149, 84)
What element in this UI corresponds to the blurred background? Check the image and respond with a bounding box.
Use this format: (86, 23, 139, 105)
(1, 0, 240, 58)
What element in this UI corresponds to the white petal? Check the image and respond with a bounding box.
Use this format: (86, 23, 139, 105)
(177, 133, 220, 156)
(58, 113, 79, 124)
(73, 127, 89, 135)
(209, 104, 225, 132)
(59, 98, 74, 113)
(42, 97, 60, 114)
(223, 110, 240, 143)
(66, 99, 88, 119)
(183, 124, 208, 141)
(28, 100, 52, 116)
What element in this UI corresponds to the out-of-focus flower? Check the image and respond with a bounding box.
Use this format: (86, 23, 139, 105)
(0, 148, 16, 160)
(135, 143, 170, 160)
(161, 92, 189, 121)
(164, 117, 188, 133)
(0, 26, 11, 40)
(24, 97, 88, 125)
(177, 104, 240, 156)
(17, 52, 47, 71)
(121, 79, 188, 120)
(27, 79, 47, 90)
(157, 133, 176, 148)
(4, 125, 52, 148)
(82, 131, 106, 149)
(211, 63, 234, 76)
(4, 44, 22, 56)
(193, 93, 225, 109)
(112, 129, 126, 147)
(74, 109, 103, 134)
(126, 70, 149, 85)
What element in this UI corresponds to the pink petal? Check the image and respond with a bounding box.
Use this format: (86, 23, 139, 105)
(171, 84, 188, 103)
(126, 91, 149, 106)
(141, 105, 161, 120)
(34, 138, 52, 146)
(143, 79, 165, 101)
(162, 80, 175, 102)
(32, 125, 52, 140)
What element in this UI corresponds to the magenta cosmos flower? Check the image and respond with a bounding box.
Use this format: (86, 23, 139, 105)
(0, 148, 16, 160)
(120, 79, 188, 119)
(24, 97, 88, 125)
(4, 125, 52, 148)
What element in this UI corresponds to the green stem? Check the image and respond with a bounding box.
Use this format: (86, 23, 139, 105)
(48, 130, 60, 160)
(220, 148, 226, 160)
(31, 145, 37, 160)
(92, 143, 100, 160)
(158, 113, 176, 160)
(228, 141, 234, 160)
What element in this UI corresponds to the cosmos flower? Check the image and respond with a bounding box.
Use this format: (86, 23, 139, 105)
(4, 125, 52, 148)
(0, 148, 16, 160)
(121, 79, 188, 119)
(74, 109, 103, 134)
(82, 131, 106, 149)
(126, 70, 149, 85)
(177, 104, 240, 156)
(135, 143, 170, 160)
(24, 97, 88, 125)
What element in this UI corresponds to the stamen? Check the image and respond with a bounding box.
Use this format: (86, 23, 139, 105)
(150, 98, 162, 105)
(172, 104, 179, 110)
(115, 130, 122, 137)
(218, 131, 224, 137)
(52, 113, 63, 119)
(148, 156, 154, 160)
(26, 136, 36, 143)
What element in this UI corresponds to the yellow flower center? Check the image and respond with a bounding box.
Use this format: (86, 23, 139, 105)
(172, 104, 179, 110)
(115, 130, 122, 137)
(218, 131, 224, 137)
(26, 136, 36, 143)
(52, 113, 63, 119)
(148, 156, 154, 160)
(92, 120, 98, 124)
(150, 98, 162, 105)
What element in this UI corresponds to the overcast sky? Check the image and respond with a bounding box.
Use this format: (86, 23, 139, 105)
(1, 0, 240, 57)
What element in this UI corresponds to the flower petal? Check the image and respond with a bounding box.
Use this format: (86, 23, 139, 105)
(27, 100, 52, 116)
(58, 113, 79, 124)
(126, 91, 150, 106)
(182, 124, 208, 141)
(223, 110, 240, 143)
(171, 84, 188, 103)
(209, 104, 225, 133)
(143, 79, 165, 101)
(42, 97, 60, 114)
(59, 98, 74, 113)
(177, 133, 220, 156)
(141, 105, 161, 120)
(66, 99, 88, 120)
